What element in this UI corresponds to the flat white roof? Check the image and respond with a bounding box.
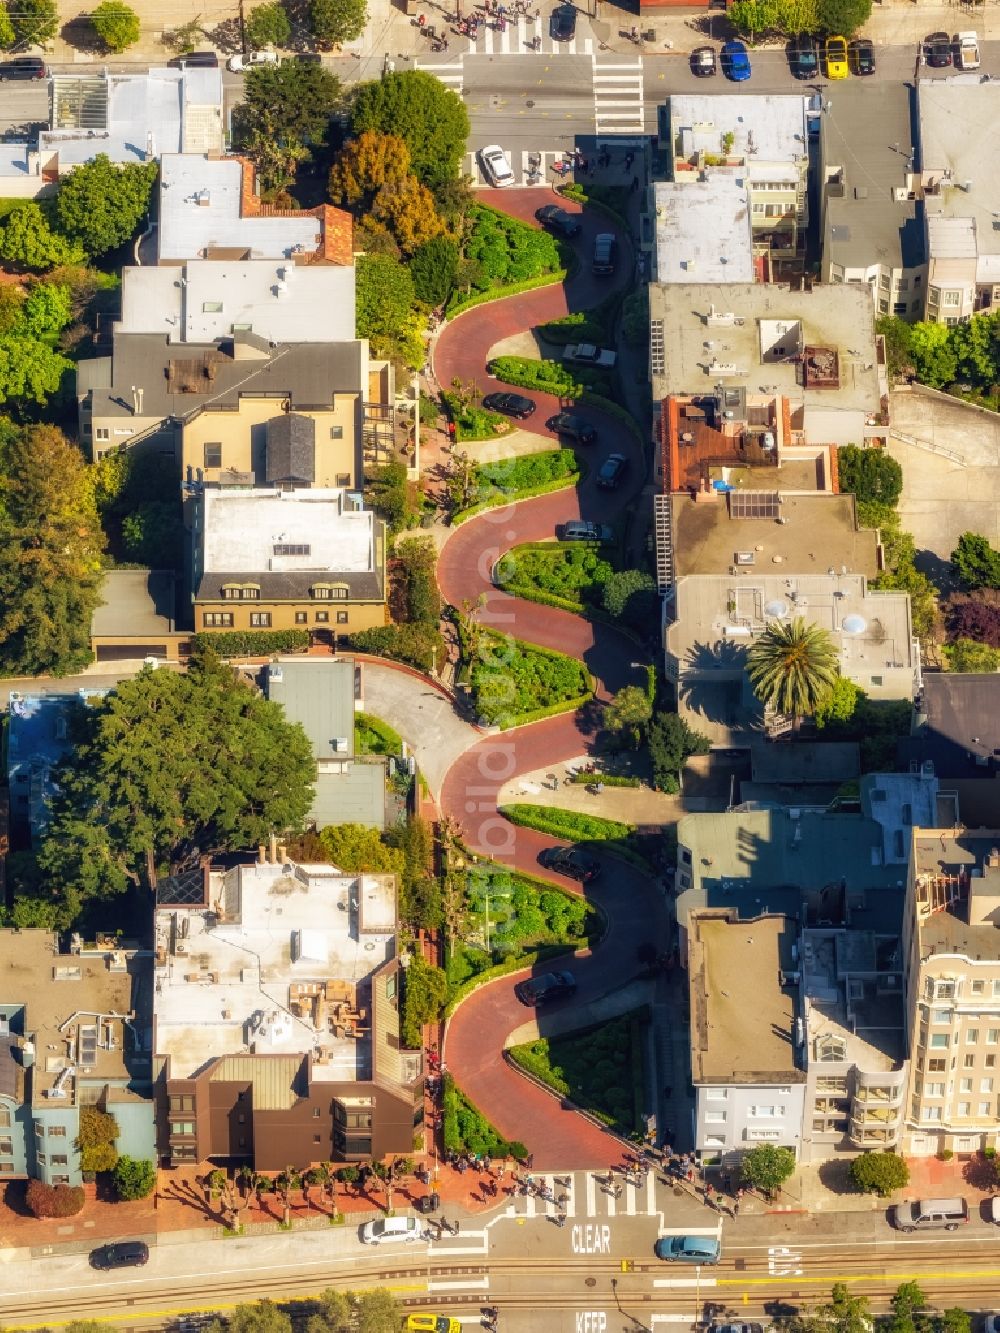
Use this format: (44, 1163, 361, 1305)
(653, 178, 754, 284)
(919, 77, 1000, 258)
(154, 860, 396, 1080)
(202, 488, 375, 575)
(671, 94, 808, 165)
(120, 259, 355, 343)
(158, 154, 323, 261)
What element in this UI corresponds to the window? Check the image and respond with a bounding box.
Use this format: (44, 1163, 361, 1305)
(313, 1133, 322, 1144)
(879, 274, 891, 292)
(925, 1082, 945, 1097)
(170, 1095, 195, 1113)
(932, 1009, 951, 1024)
(330, 426, 344, 440)
(958, 1102, 971, 1117)
(923, 1106, 943, 1121)
(898, 278, 909, 292)
(945, 317, 959, 327)
(250, 612, 272, 628)
(48, 1125, 66, 1138)
(980, 1102, 991, 1116)
(878, 299, 889, 314)
(930, 1033, 949, 1048)
(893, 303, 907, 316)
(336, 473, 351, 487)
(311, 584, 349, 600)
(930, 980, 956, 1001)
(337, 611, 348, 625)
(972, 981, 985, 996)
(295, 611, 307, 624)
(313, 1107, 321, 1118)
(0, 1109, 10, 1129)
(170, 1121, 195, 1136)
(943, 290, 961, 307)
(95, 427, 110, 442)
(983, 1079, 994, 1093)
(315, 611, 329, 623)
(968, 1029, 980, 1045)
(988, 1054, 997, 1069)
(222, 584, 260, 601)
(238, 1113, 246, 1124)
(204, 442, 222, 469)
(965, 1054, 976, 1069)
(203, 612, 234, 628)
(0, 1137, 12, 1156)
(994, 980, 1000, 997)
(987, 1029, 999, 1045)
(202, 301, 223, 313)
(928, 1059, 946, 1072)
(870, 674, 883, 687)
(960, 1078, 973, 1094)
(705, 1110, 727, 1124)
(172, 1144, 197, 1161)
(748, 1105, 780, 1117)
(274, 543, 310, 557)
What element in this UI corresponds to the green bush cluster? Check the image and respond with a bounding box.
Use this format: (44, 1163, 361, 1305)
(394, 535, 441, 625)
(568, 771, 639, 787)
(489, 354, 611, 400)
(456, 204, 564, 301)
(878, 309, 1000, 406)
(190, 629, 310, 657)
(451, 449, 581, 524)
(401, 953, 448, 1049)
(495, 542, 614, 612)
(442, 391, 512, 442)
(465, 628, 590, 726)
(442, 1073, 528, 1160)
(347, 623, 444, 673)
(354, 712, 403, 756)
(500, 803, 634, 841)
(509, 1011, 646, 1134)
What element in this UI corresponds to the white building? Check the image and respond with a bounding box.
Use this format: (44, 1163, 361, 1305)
(651, 177, 754, 285)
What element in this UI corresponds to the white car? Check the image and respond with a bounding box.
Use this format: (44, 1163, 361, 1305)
(564, 342, 617, 368)
(360, 1216, 422, 1245)
(479, 144, 516, 188)
(954, 30, 980, 69)
(227, 50, 279, 72)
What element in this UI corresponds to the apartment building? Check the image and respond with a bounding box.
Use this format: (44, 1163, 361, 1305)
(191, 487, 387, 642)
(820, 83, 925, 321)
(666, 95, 809, 277)
(650, 177, 754, 284)
(902, 828, 1000, 1155)
(0, 931, 154, 1185)
(153, 848, 418, 1169)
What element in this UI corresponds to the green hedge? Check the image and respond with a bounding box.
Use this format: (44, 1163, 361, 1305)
(495, 541, 614, 615)
(500, 803, 634, 841)
(504, 692, 593, 729)
(568, 772, 640, 787)
(451, 449, 583, 526)
(465, 628, 591, 727)
(537, 311, 606, 346)
(442, 1072, 528, 1160)
(444, 941, 579, 1016)
(442, 391, 513, 442)
(452, 471, 582, 526)
(489, 354, 612, 401)
(346, 623, 444, 673)
(191, 629, 310, 657)
(354, 712, 403, 756)
(445, 270, 567, 320)
(444, 205, 566, 317)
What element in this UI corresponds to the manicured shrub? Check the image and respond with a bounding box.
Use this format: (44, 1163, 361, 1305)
(500, 803, 633, 841)
(113, 1156, 156, 1201)
(26, 1179, 85, 1218)
(464, 628, 589, 726)
(347, 623, 444, 673)
(495, 543, 613, 612)
(190, 629, 310, 657)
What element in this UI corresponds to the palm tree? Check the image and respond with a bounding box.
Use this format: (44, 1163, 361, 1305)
(746, 617, 839, 721)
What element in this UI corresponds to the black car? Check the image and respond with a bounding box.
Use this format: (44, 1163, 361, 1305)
(592, 233, 617, 276)
(788, 33, 818, 79)
(923, 31, 951, 67)
(551, 4, 577, 41)
(535, 204, 581, 239)
(538, 846, 601, 881)
(482, 391, 536, 420)
(514, 970, 577, 1006)
(596, 452, 628, 489)
(559, 520, 614, 544)
(849, 37, 875, 74)
(690, 46, 716, 77)
(546, 411, 596, 444)
(0, 56, 46, 79)
(90, 1241, 150, 1270)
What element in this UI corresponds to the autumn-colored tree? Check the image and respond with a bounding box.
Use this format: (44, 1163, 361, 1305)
(373, 174, 442, 256)
(329, 130, 410, 210)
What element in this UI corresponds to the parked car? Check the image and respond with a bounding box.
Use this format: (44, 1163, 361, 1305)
(479, 143, 516, 188)
(361, 1216, 423, 1245)
(788, 33, 818, 79)
(535, 204, 581, 238)
(546, 411, 597, 445)
(168, 50, 219, 67)
(514, 970, 577, 1006)
(551, 4, 577, 41)
(690, 46, 717, 77)
(824, 34, 850, 78)
(654, 1235, 721, 1264)
(954, 30, 980, 69)
(90, 1241, 149, 1270)
(712, 1324, 765, 1333)
(849, 38, 876, 75)
(596, 452, 628, 489)
(923, 31, 952, 67)
(564, 342, 617, 368)
(559, 519, 614, 544)
(592, 233, 617, 275)
(0, 56, 46, 79)
(228, 50, 279, 71)
(407, 1316, 461, 1333)
(482, 391, 536, 419)
(890, 1197, 969, 1232)
(539, 845, 602, 879)
(720, 40, 751, 82)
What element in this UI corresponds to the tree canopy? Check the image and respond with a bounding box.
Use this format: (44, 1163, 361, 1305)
(90, 0, 141, 50)
(836, 444, 903, 508)
(113, 1156, 156, 1200)
(55, 156, 158, 257)
(952, 531, 1000, 590)
(329, 131, 442, 258)
(0, 203, 84, 272)
(815, 0, 870, 33)
(603, 685, 652, 748)
(648, 710, 710, 793)
(309, 0, 367, 47)
(244, 0, 292, 47)
(356, 253, 422, 369)
(242, 60, 342, 147)
(351, 70, 470, 191)
(0, 423, 104, 677)
(747, 617, 839, 720)
(37, 649, 315, 923)
(740, 1143, 795, 1197)
(10, 0, 57, 46)
(849, 1150, 909, 1197)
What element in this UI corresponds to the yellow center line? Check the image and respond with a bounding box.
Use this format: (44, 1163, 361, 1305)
(719, 1269, 1000, 1287)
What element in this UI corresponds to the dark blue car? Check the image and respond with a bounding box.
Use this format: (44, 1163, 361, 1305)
(721, 39, 751, 81)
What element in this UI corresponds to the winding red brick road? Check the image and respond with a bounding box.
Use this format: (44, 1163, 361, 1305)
(434, 190, 668, 1169)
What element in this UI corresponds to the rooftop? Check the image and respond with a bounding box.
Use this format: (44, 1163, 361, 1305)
(671, 492, 880, 580)
(154, 858, 397, 1080)
(157, 155, 354, 265)
(79, 331, 365, 422)
(0, 931, 152, 1106)
(912, 831, 1000, 960)
(670, 94, 809, 166)
(265, 658, 358, 761)
(801, 925, 906, 1072)
(91, 569, 176, 639)
(649, 283, 881, 438)
(653, 178, 754, 284)
(821, 82, 924, 274)
(688, 912, 804, 1084)
(118, 258, 356, 345)
(918, 77, 1000, 260)
(904, 673, 1000, 779)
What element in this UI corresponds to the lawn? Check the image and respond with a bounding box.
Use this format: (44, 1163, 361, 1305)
(495, 541, 614, 613)
(452, 449, 582, 524)
(354, 712, 403, 756)
(508, 1009, 648, 1136)
(463, 626, 591, 726)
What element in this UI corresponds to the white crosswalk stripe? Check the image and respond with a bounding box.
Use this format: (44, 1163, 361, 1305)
(466, 149, 566, 188)
(467, 14, 593, 56)
(502, 1170, 660, 1221)
(593, 57, 645, 135)
(414, 56, 464, 90)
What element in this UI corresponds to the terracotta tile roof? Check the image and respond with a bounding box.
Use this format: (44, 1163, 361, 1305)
(233, 155, 354, 266)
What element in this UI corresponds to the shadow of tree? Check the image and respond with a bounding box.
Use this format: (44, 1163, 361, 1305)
(817, 1158, 858, 1196)
(963, 1153, 998, 1191)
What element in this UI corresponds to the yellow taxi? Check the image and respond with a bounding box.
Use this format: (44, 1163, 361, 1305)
(406, 1316, 461, 1333)
(824, 34, 850, 78)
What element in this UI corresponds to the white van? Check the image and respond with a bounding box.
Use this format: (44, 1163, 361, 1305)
(360, 1215, 423, 1245)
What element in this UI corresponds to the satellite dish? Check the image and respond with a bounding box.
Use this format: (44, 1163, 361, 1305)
(842, 614, 867, 634)
(764, 599, 790, 618)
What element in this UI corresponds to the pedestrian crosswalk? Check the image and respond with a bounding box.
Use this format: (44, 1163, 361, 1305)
(415, 55, 464, 92)
(464, 15, 593, 56)
(593, 57, 645, 136)
(465, 148, 568, 188)
(505, 1169, 659, 1219)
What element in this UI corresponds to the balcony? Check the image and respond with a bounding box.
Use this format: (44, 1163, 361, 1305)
(855, 1086, 903, 1107)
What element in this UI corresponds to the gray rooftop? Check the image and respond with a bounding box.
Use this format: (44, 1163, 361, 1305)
(822, 83, 924, 273)
(79, 331, 365, 422)
(919, 76, 1000, 260)
(670, 94, 809, 166)
(653, 178, 754, 284)
(91, 569, 176, 639)
(801, 925, 906, 1071)
(266, 659, 358, 761)
(649, 283, 880, 439)
(312, 764, 387, 830)
(266, 414, 316, 486)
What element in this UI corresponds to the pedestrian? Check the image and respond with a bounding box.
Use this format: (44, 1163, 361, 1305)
(555, 1211, 567, 1227)
(630, 174, 639, 193)
(733, 1200, 740, 1217)
(526, 1154, 534, 1169)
